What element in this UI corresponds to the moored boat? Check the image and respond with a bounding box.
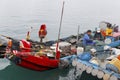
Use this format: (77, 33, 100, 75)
(2, 37, 76, 71)
(6, 51, 59, 71)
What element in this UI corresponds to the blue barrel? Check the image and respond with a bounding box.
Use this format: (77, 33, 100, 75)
(78, 52, 92, 61)
(108, 40, 120, 48)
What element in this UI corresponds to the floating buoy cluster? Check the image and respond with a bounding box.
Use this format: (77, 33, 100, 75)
(72, 60, 119, 80)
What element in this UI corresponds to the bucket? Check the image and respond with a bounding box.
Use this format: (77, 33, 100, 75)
(77, 47, 84, 55)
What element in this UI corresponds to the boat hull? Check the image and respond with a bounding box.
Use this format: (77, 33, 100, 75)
(7, 53, 59, 71)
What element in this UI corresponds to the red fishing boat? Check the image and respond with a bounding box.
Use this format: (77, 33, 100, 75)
(4, 35, 61, 71)
(6, 50, 60, 71)
(5, 20, 60, 71)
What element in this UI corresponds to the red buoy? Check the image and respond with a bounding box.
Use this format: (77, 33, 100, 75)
(38, 24, 47, 42)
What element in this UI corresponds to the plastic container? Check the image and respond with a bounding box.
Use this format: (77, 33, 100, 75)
(77, 47, 84, 55)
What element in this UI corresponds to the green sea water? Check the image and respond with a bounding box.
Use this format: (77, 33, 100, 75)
(0, 59, 76, 80)
(0, 59, 102, 80)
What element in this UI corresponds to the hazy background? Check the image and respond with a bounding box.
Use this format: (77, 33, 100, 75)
(0, 0, 120, 40)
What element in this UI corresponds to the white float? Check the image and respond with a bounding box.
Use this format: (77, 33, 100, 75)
(76, 62, 83, 70)
(81, 64, 88, 71)
(91, 68, 99, 76)
(97, 70, 104, 79)
(109, 75, 118, 80)
(103, 73, 110, 80)
(86, 66, 93, 74)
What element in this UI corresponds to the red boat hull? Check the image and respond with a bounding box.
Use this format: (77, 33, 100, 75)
(7, 53, 59, 71)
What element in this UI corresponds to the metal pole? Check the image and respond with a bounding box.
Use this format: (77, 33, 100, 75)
(76, 25, 80, 47)
(56, 1, 65, 52)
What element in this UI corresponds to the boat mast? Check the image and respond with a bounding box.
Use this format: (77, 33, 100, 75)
(56, 1, 65, 52)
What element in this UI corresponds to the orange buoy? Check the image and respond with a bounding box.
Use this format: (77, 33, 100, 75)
(8, 39, 12, 48)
